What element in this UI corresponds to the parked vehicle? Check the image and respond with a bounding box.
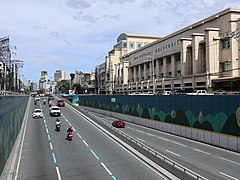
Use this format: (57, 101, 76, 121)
(112, 120, 125, 128)
(186, 90, 213, 95)
(32, 109, 43, 118)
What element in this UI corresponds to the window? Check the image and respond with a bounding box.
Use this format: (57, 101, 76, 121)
(137, 42, 142, 48)
(222, 61, 231, 72)
(222, 38, 230, 49)
(129, 42, 135, 49)
(123, 42, 127, 48)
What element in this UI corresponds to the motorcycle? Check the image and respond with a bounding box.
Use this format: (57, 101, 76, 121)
(55, 123, 61, 132)
(66, 131, 73, 141)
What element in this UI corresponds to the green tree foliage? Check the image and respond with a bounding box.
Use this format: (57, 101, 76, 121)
(57, 80, 70, 94)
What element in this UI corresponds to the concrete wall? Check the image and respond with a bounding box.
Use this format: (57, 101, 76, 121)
(0, 96, 29, 175)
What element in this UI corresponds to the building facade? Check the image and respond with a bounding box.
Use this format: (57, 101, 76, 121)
(54, 70, 68, 82)
(115, 7, 240, 93)
(103, 33, 161, 94)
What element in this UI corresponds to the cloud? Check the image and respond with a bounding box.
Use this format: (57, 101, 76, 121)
(64, 0, 96, 9)
(101, 0, 136, 4)
(50, 31, 71, 46)
(104, 14, 120, 20)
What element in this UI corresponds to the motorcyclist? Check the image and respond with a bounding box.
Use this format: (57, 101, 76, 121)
(55, 118, 61, 130)
(67, 126, 73, 133)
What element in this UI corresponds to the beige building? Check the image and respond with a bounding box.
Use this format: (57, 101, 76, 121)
(115, 7, 240, 94)
(54, 70, 68, 82)
(104, 33, 161, 94)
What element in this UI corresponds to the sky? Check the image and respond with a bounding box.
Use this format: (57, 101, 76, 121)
(1, 0, 240, 83)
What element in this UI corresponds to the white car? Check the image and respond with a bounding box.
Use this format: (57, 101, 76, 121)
(50, 106, 61, 117)
(35, 96, 40, 101)
(32, 109, 43, 118)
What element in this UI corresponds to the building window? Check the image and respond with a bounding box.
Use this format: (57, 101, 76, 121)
(137, 42, 142, 48)
(222, 38, 230, 49)
(123, 42, 127, 48)
(129, 42, 135, 49)
(222, 61, 231, 72)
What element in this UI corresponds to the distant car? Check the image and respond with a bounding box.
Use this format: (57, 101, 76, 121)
(32, 108, 43, 118)
(57, 100, 65, 107)
(112, 120, 125, 128)
(35, 96, 40, 101)
(50, 106, 61, 117)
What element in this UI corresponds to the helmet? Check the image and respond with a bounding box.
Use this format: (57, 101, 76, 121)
(68, 126, 72, 129)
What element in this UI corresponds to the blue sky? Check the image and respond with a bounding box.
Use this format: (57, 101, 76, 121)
(1, 0, 240, 83)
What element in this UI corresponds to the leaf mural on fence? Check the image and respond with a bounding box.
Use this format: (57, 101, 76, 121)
(198, 111, 204, 124)
(236, 107, 240, 127)
(171, 109, 176, 119)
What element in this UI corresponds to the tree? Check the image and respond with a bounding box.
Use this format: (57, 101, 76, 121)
(70, 73, 75, 90)
(56, 80, 70, 94)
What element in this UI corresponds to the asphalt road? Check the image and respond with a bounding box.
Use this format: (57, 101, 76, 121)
(91, 112, 240, 180)
(16, 97, 167, 180)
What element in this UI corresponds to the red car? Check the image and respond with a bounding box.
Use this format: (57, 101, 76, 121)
(112, 120, 125, 128)
(57, 100, 65, 107)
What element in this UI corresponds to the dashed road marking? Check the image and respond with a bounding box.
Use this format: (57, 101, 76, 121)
(90, 149, 99, 160)
(219, 172, 238, 180)
(56, 167, 62, 180)
(166, 150, 181, 157)
(52, 152, 57, 163)
(49, 142, 53, 150)
(82, 140, 89, 147)
(101, 163, 112, 175)
(193, 148, 210, 155)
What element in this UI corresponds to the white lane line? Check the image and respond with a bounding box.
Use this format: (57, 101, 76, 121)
(77, 133, 82, 138)
(193, 148, 210, 155)
(72, 127, 76, 131)
(46, 128, 48, 133)
(135, 129, 144, 133)
(68, 122, 72, 126)
(146, 133, 155, 137)
(65, 119, 68, 122)
(49, 142, 53, 150)
(173, 141, 188, 147)
(101, 163, 112, 176)
(44, 119, 46, 123)
(218, 156, 240, 166)
(56, 167, 62, 180)
(157, 136, 170, 142)
(137, 138, 146, 142)
(166, 150, 181, 157)
(219, 172, 238, 180)
(90, 149, 99, 160)
(82, 140, 89, 147)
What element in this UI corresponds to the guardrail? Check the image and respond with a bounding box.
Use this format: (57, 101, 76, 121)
(80, 108, 207, 180)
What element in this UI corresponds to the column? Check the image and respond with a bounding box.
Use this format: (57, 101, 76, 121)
(171, 55, 176, 77)
(192, 33, 204, 75)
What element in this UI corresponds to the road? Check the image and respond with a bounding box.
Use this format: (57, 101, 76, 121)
(16, 97, 169, 180)
(91, 112, 240, 180)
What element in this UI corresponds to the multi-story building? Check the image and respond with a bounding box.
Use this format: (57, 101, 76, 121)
(115, 7, 240, 93)
(54, 70, 68, 82)
(96, 62, 106, 94)
(103, 33, 161, 94)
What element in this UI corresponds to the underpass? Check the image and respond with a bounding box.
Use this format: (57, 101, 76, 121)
(4, 96, 173, 180)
